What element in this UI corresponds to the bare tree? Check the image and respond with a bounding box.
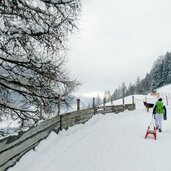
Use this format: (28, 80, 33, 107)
(0, 0, 81, 130)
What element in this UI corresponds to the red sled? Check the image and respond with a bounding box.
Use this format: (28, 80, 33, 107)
(145, 126, 157, 140)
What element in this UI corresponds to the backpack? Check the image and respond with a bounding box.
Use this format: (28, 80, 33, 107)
(156, 101, 163, 114)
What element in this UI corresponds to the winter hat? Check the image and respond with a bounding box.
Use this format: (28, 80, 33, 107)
(158, 98, 162, 101)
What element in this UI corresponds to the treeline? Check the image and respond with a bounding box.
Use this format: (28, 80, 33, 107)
(112, 51, 171, 100)
(98, 51, 171, 103)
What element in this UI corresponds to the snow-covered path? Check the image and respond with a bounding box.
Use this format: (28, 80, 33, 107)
(9, 97, 171, 171)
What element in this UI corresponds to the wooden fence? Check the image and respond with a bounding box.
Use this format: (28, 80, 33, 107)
(0, 103, 135, 171)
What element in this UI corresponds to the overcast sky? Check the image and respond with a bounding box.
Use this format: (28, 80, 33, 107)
(67, 0, 171, 98)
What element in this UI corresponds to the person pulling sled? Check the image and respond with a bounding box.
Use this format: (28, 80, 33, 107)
(153, 98, 167, 132)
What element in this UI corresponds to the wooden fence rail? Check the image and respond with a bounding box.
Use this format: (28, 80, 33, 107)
(0, 103, 135, 171)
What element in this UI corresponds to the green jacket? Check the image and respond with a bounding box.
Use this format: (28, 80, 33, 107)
(155, 101, 164, 114)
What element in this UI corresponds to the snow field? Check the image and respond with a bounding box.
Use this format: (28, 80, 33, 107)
(9, 96, 171, 171)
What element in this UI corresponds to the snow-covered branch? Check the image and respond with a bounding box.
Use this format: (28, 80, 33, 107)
(0, 0, 81, 131)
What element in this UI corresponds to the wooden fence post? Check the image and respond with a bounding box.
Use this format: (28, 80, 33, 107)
(132, 96, 134, 104)
(145, 97, 147, 102)
(111, 97, 113, 105)
(93, 97, 95, 108)
(122, 97, 125, 105)
(103, 97, 106, 109)
(57, 94, 60, 115)
(77, 99, 80, 111)
(166, 95, 168, 106)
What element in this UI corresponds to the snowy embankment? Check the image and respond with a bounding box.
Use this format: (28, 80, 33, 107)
(9, 90, 171, 171)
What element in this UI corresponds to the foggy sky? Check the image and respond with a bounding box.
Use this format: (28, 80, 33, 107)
(67, 0, 171, 97)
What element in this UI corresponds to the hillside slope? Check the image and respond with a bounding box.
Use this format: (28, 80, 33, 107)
(9, 93, 171, 171)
